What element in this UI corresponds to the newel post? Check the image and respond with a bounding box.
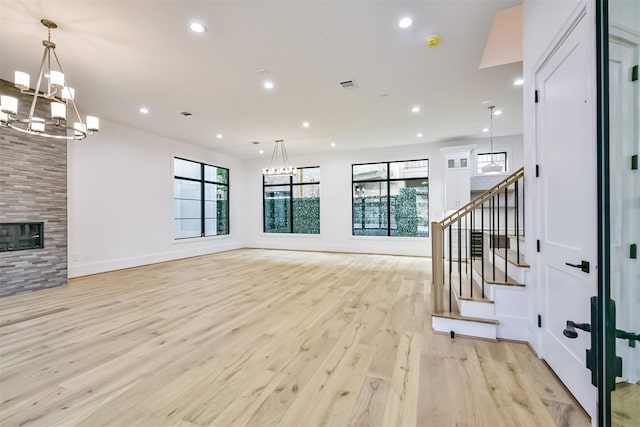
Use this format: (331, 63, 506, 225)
(431, 221, 444, 314)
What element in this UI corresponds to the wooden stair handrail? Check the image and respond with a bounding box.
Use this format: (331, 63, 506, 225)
(440, 167, 524, 230)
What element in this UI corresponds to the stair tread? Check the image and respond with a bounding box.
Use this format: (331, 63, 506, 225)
(432, 311, 500, 325)
(473, 259, 525, 287)
(491, 248, 529, 268)
(445, 270, 492, 303)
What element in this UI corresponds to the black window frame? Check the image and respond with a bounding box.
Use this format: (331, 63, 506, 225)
(174, 157, 229, 239)
(477, 151, 508, 174)
(351, 159, 429, 237)
(262, 166, 320, 234)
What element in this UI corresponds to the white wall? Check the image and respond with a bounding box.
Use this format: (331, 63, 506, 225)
(241, 134, 523, 257)
(67, 120, 244, 278)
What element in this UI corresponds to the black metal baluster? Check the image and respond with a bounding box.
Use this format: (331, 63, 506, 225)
(522, 174, 526, 237)
(442, 226, 445, 309)
(515, 180, 520, 263)
(458, 219, 462, 297)
(504, 186, 508, 282)
(492, 195, 496, 281)
(449, 227, 452, 313)
(470, 209, 474, 298)
(465, 214, 468, 276)
(481, 200, 485, 299)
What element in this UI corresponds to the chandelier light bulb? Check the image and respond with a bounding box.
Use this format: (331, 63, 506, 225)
(61, 86, 75, 101)
(1, 95, 18, 115)
(49, 71, 65, 89)
(30, 117, 45, 133)
(14, 71, 30, 90)
(50, 102, 66, 120)
(86, 116, 100, 132)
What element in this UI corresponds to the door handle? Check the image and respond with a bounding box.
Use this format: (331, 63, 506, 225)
(615, 329, 640, 348)
(565, 260, 590, 273)
(563, 320, 591, 338)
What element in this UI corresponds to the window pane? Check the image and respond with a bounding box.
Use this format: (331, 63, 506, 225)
(174, 158, 201, 179)
(264, 186, 291, 233)
(205, 165, 228, 184)
(352, 181, 388, 236)
(389, 179, 429, 237)
(353, 163, 387, 181)
(216, 185, 229, 234)
(175, 179, 200, 200)
(175, 219, 201, 239)
(293, 167, 320, 184)
(174, 199, 201, 219)
(390, 160, 428, 179)
(292, 184, 320, 234)
(264, 175, 290, 185)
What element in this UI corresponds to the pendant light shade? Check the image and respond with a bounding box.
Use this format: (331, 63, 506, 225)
(482, 105, 503, 174)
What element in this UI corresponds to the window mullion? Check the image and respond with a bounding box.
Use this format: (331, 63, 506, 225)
(200, 163, 205, 237)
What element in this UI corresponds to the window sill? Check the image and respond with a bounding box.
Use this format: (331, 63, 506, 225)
(350, 235, 429, 241)
(172, 234, 232, 245)
(261, 233, 322, 238)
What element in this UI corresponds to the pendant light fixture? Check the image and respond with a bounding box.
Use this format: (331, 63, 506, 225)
(262, 139, 297, 176)
(0, 19, 99, 140)
(482, 105, 503, 174)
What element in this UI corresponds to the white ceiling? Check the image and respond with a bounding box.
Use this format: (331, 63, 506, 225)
(0, 0, 523, 159)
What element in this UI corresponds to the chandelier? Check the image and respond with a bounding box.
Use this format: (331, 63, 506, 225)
(262, 139, 297, 176)
(482, 105, 502, 174)
(0, 19, 99, 140)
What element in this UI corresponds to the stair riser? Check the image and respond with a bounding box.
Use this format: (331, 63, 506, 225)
(432, 316, 497, 340)
(459, 300, 495, 319)
(508, 236, 525, 255)
(487, 249, 528, 283)
(470, 268, 497, 300)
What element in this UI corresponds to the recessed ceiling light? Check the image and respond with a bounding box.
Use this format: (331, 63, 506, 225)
(139, 107, 149, 114)
(259, 150, 264, 154)
(330, 142, 336, 147)
(399, 17, 412, 28)
(493, 110, 502, 116)
(216, 134, 223, 139)
(417, 133, 423, 138)
(412, 106, 420, 113)
(302, 121, 310, 128)
(482, 128, 489, 133)
(190, 22, 207, 33)
(481, 100, 491, 105)
(513, 78, 524, 86)
(263, 80, 274, 90)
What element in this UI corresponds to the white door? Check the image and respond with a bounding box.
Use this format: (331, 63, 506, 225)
(609, 20, 640, 397)
(535, 11, 598, 419)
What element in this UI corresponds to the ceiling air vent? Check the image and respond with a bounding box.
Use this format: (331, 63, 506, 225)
(251, 141, 260, 145)
(339, 79, 358, 89)
(179, 111, 192, 117)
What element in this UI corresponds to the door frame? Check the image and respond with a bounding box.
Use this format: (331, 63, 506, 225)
(595, 1, 611, 425)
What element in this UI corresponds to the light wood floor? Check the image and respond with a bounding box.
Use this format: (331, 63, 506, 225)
(0, 249, 590, 427)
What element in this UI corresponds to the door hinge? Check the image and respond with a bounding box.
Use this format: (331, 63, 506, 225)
(632, 65, 638, 82)
(632, 154, 638, 170)
(534, 90, 539, 103)
(536, 240, 541, 252)
(536, 164, 540, 177)
(538, 314, 542, 328)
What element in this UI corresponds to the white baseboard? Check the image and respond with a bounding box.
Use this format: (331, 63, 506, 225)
(69, 241, 242, 278)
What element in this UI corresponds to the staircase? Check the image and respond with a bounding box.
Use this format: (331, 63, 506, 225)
(431, 167, 529, 341)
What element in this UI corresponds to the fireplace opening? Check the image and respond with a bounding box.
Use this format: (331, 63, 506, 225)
(0, 223, 44, 252)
